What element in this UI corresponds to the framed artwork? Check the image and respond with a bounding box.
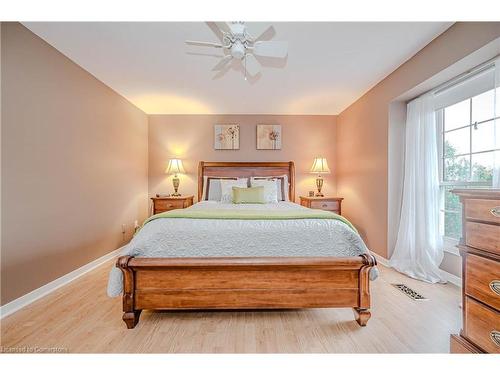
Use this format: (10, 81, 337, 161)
(214, 124, 240, 150)
(257, 124, 281, 150)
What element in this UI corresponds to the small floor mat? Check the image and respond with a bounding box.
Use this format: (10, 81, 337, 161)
(392, 283, 428, 300)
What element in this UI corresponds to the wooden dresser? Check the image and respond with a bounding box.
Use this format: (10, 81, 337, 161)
(450, 189, 500, 354)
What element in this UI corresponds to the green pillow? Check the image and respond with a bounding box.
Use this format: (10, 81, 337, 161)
(232, 186, 265, 204)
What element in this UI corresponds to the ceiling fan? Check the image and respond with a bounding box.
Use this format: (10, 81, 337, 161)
(185, 22, 288, 80)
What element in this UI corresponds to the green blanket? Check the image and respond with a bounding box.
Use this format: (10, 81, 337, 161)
(141, 209, 357, 233)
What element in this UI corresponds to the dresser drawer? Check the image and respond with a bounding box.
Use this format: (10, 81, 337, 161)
(450, 334, 481, 353)
(310, 201, 339, 211)
(465, 254, 500, 310)
(466, 221, 500, 255)
(465, 199, 500, 224)
(464, 297, 500, 353)
(155, 200, 185, 211)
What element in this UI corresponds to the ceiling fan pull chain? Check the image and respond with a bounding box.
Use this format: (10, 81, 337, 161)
(244, 56, 247, 81)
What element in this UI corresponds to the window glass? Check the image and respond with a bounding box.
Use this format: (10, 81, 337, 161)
(444, 186, 461, 211)
(444, 99, 470, 131)
(471, 152, 494, 182)
(472, 120, 496, 153)
(444, 211, 462, 240)
(443, 155, 470, 181)
(444, 127, 470, 156)
(472, 89, 495, 123)
(439, 87, 497, 244)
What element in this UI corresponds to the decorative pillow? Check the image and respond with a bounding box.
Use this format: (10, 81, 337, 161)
(232, 186, 265, 204)
(202, 176, 244, 201)
(220, 178, 248, 203)
(250, 179, 278, 203)
(251, 175, 289, 201)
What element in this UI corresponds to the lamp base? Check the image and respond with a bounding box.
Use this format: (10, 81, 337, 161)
(171, 175, 181, 197)
(315, 176, 324, 197)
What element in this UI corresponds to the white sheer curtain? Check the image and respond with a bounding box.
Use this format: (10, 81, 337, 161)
(493, 58, 500, 188)
(390, 93, 445, 283)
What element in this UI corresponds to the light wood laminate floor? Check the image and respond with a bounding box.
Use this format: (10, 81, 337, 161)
(0, 259, 461, 353)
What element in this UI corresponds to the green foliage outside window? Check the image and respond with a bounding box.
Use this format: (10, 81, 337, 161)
(442, 141, 493, 239)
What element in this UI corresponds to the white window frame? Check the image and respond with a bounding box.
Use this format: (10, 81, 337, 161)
(436, 92, 498, 255)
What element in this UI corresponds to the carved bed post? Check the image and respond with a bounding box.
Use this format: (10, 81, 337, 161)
(198, 161, 205, 202)
(117, 256, 141, 329)
(353, 253, 377, 326)
(288, 161, 295, 202)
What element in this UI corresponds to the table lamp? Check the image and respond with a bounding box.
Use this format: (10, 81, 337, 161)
(310, 157, 331, 197)
(165, 158, 185, 196)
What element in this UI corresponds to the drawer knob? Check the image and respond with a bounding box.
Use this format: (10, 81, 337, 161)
(322, 204, 328, 208)
(491, 206, 500, 217)
(491, 331, 500, 347)
(490, 280, 500, 295)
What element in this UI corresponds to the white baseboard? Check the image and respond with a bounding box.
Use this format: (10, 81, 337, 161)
(372, 252, 462, 287)
(372, 252, 390, 267)
(0, 246, 124, 319)
(440, 269, 462, 287)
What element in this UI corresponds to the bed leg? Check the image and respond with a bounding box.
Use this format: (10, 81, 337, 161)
(123, 310, 142, 329)
(353, 308, 371, 326)
(117, 256, 141, 329)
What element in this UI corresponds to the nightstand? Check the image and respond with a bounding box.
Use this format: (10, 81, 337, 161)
(151, 195, 194, 215)
(300, 196, 343, 215)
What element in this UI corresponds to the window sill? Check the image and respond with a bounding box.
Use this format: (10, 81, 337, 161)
(443, 237, 461, 256)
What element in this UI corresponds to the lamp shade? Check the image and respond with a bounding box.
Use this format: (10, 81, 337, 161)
(310, 157, 331, 174)
(165, 159, 185, 175)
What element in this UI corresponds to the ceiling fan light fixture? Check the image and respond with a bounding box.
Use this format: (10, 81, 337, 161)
(230, 41, 246, 59)
(185, 22, 288, 80)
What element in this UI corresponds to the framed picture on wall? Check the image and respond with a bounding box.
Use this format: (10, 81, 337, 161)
(214, 124, 240, 150)
(257, 124, 281, 150)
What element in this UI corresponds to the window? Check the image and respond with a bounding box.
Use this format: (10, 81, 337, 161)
(437, 88, 499, 249)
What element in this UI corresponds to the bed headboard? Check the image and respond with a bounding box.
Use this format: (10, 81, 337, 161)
(198, 161, 295, 202)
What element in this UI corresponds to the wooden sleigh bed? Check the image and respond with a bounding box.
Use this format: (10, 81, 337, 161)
(117, 161, 376, 329)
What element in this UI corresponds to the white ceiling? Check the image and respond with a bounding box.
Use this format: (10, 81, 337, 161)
(23, 22, 452, 115)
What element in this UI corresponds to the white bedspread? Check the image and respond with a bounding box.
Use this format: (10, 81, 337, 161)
(107, 201, 377, 297)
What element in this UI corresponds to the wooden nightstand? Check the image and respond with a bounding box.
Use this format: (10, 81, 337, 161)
(151, 195, 194, 215)
(300, 196, 343, 215)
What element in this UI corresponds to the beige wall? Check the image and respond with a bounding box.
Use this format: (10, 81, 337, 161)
(148, 115, 337, 202)
(337, 22, 500, 259)
(1, 23, 149, 304)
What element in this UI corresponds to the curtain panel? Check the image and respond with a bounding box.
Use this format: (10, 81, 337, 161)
(390, 93, 445, 283)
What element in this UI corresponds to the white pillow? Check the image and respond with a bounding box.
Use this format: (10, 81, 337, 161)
(202, 177, 246, 201)
(219, 178, 248, 203)
(251, 175, 289, 201)
(250, 179, 278, 203)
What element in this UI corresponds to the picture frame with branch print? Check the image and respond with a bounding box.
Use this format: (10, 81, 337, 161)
(214, 124, 240, 150)
(257, 124, 281, 150)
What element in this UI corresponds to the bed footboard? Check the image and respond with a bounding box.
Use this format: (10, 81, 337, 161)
(116, 254, 376, 329)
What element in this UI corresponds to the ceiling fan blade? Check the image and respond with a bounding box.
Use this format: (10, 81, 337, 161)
(248, 24, 276, 41)
(186, 52, 225, 59)
(212, 55, 233, 71)
(253, 41, 288, 58)
(206, 22, 225, 41)
(185, 40, 223, 48)
(212, 65, 231, 80)
(244, 54, 261, 77)
(214, 22, 230, 34)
